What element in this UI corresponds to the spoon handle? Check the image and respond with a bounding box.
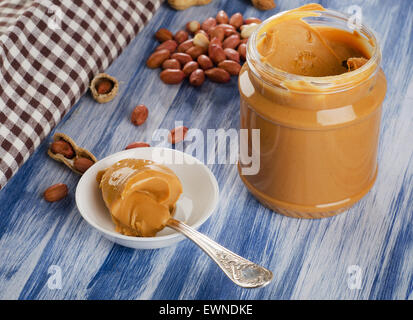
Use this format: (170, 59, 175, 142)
(167, 218, 273, 288)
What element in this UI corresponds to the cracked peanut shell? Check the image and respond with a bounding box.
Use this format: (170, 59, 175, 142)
(48, 132, 97, 175)
(90, 73, 119, 103)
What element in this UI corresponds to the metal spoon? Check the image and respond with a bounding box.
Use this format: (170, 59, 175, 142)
(167, 218, 273, 288)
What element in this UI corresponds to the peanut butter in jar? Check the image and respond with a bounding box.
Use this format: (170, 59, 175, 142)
(238, 4, 386, 218)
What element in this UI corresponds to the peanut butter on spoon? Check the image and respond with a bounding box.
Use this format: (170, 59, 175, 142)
(97, 159, 183, 237)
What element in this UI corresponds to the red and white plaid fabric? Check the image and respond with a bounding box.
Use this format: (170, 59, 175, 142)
(0, 0, 162, 189)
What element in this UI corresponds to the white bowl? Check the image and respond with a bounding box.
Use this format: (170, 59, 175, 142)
(75, 147, 219, 249)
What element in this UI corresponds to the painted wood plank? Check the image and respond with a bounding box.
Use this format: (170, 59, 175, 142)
(0, 0, 412, 300)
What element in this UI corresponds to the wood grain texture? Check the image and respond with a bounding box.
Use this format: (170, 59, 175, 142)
(0, 0, 412, 300)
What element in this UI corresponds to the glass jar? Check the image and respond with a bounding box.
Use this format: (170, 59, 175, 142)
(238, 7, 386, 218)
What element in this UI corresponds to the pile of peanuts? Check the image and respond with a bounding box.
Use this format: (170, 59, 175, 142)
(146, 10, 261, 86)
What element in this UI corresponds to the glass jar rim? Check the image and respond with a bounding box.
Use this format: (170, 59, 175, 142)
(246, 7, 382, 93)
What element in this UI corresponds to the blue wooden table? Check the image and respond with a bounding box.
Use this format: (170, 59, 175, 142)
(0, 0, 412, 300)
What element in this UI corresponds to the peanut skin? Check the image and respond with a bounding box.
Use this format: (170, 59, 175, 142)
(197, 54, 213, 70)
(168, 126, 189, 144)
(201, 17, 217, 32)
(50, 140, 75, 159)
(147, 49, 170, 68)
(160, 69, 185, 84)
(174, 30, 189, 44)
(162, 59, 181, 70)
(229, 13, 243, 29)
(155, 28, 173, 42)
(131, 104, 149, 126)
(125, 142, 150, 150)
(209, 44, 226, 64)
(43, 183, 68, 202)
(177, 39, 194, 53)
(73, 157, 94, 173)
(216, 10, 229, 24)
(218, 60, 242, 75)
(205, 68, 230, 83)
(189, 69, 205, 86)
(183, 61, 199, 76)
(224, 48, 240, 63)
(171, 52, 193, 65)
(155, 39, 178, 53)
(223, 34, 241, 49)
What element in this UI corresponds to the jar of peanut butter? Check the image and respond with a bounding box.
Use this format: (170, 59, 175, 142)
(238, 4, 386, 218)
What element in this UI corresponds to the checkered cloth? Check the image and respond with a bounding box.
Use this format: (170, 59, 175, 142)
(0, 0, 162, 190)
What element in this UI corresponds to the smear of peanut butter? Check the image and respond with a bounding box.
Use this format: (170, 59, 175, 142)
(98, 159, 183, 237)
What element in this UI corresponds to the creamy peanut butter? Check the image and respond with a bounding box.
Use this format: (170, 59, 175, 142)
(256, 4, 369, 77)
(98, 159, 182, 236)
(238, 4, 386, 218)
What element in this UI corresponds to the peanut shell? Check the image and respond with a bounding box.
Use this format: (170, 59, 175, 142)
(90, 73, 119, 103)
(47, 132, 98, 175)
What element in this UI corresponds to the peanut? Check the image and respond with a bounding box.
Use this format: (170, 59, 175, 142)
(186, 45, 207, 59)
(244, 17, 262, 24)
(96, 79, 113, 95)
(193, 32, 210, 48)
(168, 0, 213, 10)
(131, 104, 149, 126)
(240, 23, 259, 39)
(50, 140, 75, 159)
(216, 10, 229, 24)
(125, 142, 151, 150)
(155, 28, 173, 42)
(186, 20, 201, 33)
(238, 43, 247, 60)
(162, 58, 181, 70)
(160, 69, 186, 84)
(197, 54, 213, 70)
(147, 49, 170, 68)
(252, 0, 276, 11)
(209, 37, 222, 48)
(149, 12, 255, 87)
(183, 61, 199, 76)
(229, 13, 243, 29)
(223, 34, 240, 49)
(205, 68, 230, 83)
(177, 39, 194, 52)
(168, 126, 189, 144)
(189, 69, 205, 86)
(218, 23, 237, 36)
(43, 183, 68, 202)
(73, 157, 94, 173)
(209, 26, 225, 42)
(224, 48, 240, 62)
(218, 60, 242, 75)
(155, 39, 178, 53)
(209, 44, 226, 64)
(201, 17, 217, 32)
(195, 29, 209, 38)
(171, 52, 193, 65)
(174, 30, 189, 44)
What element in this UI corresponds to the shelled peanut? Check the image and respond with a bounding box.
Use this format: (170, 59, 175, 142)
(43, 183, 68, 202)
(147, 11, 262, 86)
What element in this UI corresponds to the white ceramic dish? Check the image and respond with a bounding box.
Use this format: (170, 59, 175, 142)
(75, 147, 219, 249)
